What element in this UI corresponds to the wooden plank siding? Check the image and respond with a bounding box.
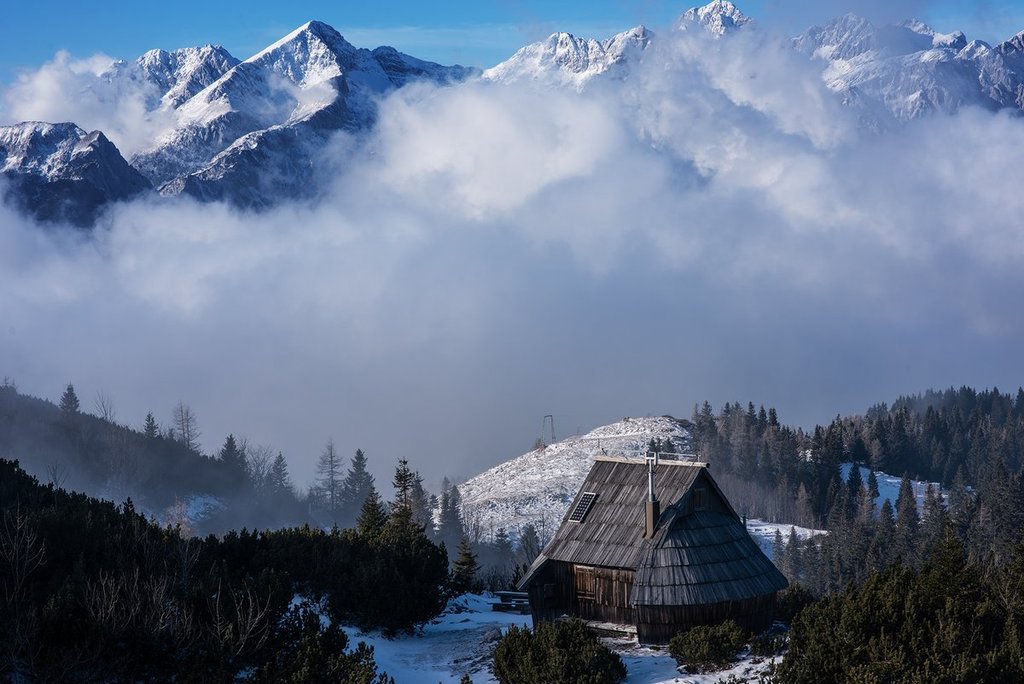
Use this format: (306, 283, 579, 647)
(568, 565, 635, 625)
(635, 594, 776, 644)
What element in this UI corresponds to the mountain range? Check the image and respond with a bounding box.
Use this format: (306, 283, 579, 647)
(5, 0, 1024, 225)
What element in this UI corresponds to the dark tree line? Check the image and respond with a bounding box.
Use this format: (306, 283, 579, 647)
(0, 455, 457, 682)
(687, 387, 1024, 596)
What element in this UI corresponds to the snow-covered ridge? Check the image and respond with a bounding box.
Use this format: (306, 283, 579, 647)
(0, 121, 150, 226)
(483, 25, 652, 88)
(459, 416, 693, 541)
(127, 19, 473, 196)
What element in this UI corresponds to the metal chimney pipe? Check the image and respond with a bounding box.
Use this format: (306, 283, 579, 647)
(645, 451, 660, 538)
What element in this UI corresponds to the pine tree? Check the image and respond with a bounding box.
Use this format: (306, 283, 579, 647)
(409, 472, 433, 534)
(437, 478, 466, 556)
(784, 526, 803, 580)
(268, 452, 292, 498)
(59, 383, 80, 415)
(452, 537, 479, 595)
(773, 528, 786, 569)
(143, 412, 159, 440)
(389, 458, 418, 532)
(894, 476, 919, 566)
(919, 483, 948, 560)
(339, 449, 374, 525)
(218, 432, 249, 491)
(356, 484, 389, 537)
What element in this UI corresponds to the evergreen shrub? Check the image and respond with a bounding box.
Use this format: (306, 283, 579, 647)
(668, 620, 747, 673)
(492, 619, 626, 684)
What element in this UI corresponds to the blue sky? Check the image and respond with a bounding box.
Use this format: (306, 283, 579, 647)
(3, 0, 1024, 81)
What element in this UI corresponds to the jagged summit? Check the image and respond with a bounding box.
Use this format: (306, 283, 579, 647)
(483, 25, 652, 88)
(0, 122, 150, 226)
(135, 45, 240, 108)
(127, 19, 472, 195)
(677, 0, 752, 35)
(796, 12, 1024, 122)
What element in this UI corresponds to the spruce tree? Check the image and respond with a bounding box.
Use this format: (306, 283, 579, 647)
(268, 452, 292, 498)
(895, 475, 920, 565)
(784, 526, 803, 580)
(437, 478, 466, 556)
(452, 537, 479, 595)
(143, 412, 159, 440)
(388, 458, 419, 533)
(356, 484, 389, 537)
(59, 383, 80, 415)
(219, 434, 248, 480)
(339, 449, 374, 526)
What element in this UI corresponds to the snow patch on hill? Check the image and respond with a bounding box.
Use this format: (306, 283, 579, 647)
(459, 416, 693, 541)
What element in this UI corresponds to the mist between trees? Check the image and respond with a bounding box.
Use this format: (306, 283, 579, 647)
(6, 377, 1024, 598)
(0, 379, 545, 590)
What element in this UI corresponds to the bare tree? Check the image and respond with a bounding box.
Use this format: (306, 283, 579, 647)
(94, 391, 116, 424)
(1, 507, 46, 676)
(314, 438, 343, 518)
(172, 402, 201, 453)
(45, 461, 68, 490)
(245, 442, 275, 495)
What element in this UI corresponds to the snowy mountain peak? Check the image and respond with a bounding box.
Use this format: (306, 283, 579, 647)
(677, 0, 752, 36)
(135, 45, 240, 108)
(459, 416, 693, 540)
(0, 121, 150, 226)
(483, 25, 652, 88)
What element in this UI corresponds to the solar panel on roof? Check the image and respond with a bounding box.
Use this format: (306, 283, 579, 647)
(568, 492, 598, 522)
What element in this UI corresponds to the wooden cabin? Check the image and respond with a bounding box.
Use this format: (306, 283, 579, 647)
(517, 455, 788, 644)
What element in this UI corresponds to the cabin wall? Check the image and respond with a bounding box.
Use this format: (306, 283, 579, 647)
(568, 565, 635, 625)
(526, 561, 572, 625)
(635, 593, 777, 645)
(526, 562, 637, 627)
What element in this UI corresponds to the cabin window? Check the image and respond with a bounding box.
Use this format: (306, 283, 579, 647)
(692, 487, 708, 511)
(573, 565, 596, 601)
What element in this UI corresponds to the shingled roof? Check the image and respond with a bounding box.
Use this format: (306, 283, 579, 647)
(519, 455, 788, 606)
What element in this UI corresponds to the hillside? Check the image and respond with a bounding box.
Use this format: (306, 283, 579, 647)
(459, 416, 693, 540)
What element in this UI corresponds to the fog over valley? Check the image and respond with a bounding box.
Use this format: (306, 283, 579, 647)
(3, 3, 1024, 489)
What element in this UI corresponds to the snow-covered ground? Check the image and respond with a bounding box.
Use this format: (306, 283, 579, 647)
(344, 593, 777, 683)
(459, 416, 693, 542)
(839, 462, 944, 513)
(746, 519, 826, 561)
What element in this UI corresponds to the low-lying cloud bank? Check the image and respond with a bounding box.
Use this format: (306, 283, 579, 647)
(2, 25, 1023, 487)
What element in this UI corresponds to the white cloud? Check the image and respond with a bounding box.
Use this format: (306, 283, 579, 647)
(3, 22, 1024, 490)
(1, 51, 178, 157)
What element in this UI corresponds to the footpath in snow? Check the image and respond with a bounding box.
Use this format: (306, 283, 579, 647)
(343, 593, 778, 683)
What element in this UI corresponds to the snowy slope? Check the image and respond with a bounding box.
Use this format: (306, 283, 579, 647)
(459, 416, 693, 541)
(0, 122, 150, 226)
(483, 1, 749, 88)
(838, 462, 945, 513)
(132, 20, 473, 197)
(134, 45, 241, 109)
(795, 15, 1024, 122)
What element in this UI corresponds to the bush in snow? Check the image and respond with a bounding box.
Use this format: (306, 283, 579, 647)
(492, 618, 626, 684)
(668, 619, 747, 673)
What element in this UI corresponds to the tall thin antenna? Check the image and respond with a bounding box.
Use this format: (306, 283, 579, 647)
(541, 414, 556, 444)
